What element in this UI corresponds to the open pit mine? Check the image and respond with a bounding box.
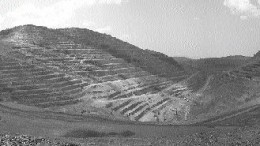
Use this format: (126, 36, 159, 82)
(0, 25, 260, 145)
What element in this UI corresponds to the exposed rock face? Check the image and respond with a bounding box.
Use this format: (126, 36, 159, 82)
(0, 25, 259, 124)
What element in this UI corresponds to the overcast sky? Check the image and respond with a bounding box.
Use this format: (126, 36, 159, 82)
(0, 0, 259, 58)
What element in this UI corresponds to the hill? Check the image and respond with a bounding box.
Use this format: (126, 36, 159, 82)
(0, 25, 190, 123)
(189, 59, 260, 121)
(174, 55, 251, 73)
(173, 55, 252, 93)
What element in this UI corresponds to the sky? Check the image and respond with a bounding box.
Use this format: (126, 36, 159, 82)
(0, 0, 260, 58)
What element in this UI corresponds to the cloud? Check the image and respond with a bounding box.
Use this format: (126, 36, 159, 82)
(0, 0, 124, 30)
(82, 21, 97, 28)
(95, 26, 112, 33)
(120, 34, 131, 41)
(0, 14, 4, 25)
(224, 0, 260, 19)
(2, 0, 94, 28)
(81, 21, 113, 33)
(98, 0, 122, 4)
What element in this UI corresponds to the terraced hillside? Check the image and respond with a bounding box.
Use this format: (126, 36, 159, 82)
(0, 25, 259, 125)
(0, 25, 192, 123)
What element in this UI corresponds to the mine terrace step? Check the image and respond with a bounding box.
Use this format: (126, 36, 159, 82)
(125, 71, 150, 79)
(5, 69, 63, 80)
(150, 98, 171, 110)
(75, 71, 92, 77)
(8, 51, 27, 59)
(128, 104, 147, 116)
(1, 69, 53, 77)
(112, 84, 166, 100)
(120, 101, 143, 115)
(9, 80, 47, 87)
(55, 49, 104, 54)
(0, 56, 16, 62)
(66, 60, 81, 64)
(49, 58, 73, 62)
(100, 74, 129, 82)
(89, 68, 139, 77)
(46, 76, 72, 83)
(5, 74, 68, 86)
(0, 67, 48, 74)
(35, 73, 66, 80)
(0, 65, 35, 71)
(20, 96, 70, 105)
(134, 107, 151, 121)
(11, 92, 63, 100)
(0, 62, 20, 66)
(30, 70, 54, 76)
(98, 76, 120, 82)
(0, 83, 9, 88)
(60, 83, 84, 92)
(69, 89, 89, 99)
(12, 89, 52, 95)
(112, 100, 133, 111)
(51, 79, 82, 88)
(14, 85, 45, 91)
(61, 82, 89, 92)
(97, 59, 126, 64)
(63, 88, 82, 95)
(103, 64, 135, 70)
(0, 74, 27, 81)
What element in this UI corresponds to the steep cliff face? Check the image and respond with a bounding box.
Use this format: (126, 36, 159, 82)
(0, 25, 259, 124)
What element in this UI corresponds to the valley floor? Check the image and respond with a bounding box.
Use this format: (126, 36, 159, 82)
(0, 102, 260, 145)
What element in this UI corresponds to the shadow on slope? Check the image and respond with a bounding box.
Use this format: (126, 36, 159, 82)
(63, 130, 135, 138)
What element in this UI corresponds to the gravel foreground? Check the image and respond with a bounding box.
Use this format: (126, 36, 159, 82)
(1, 125, 260, 146)
(0, 134, 78, 146)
